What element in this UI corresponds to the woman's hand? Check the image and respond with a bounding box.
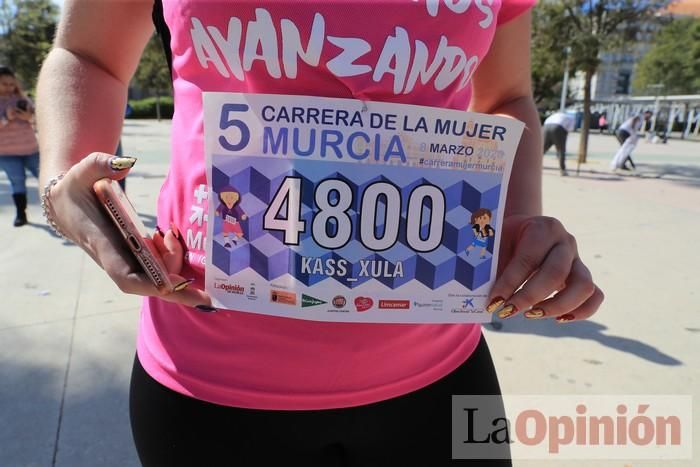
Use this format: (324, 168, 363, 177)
(5, 107, 32, 121)
(45, 152, 212, 308)
(14, 108, 34, 121)
(487, 215, 603, 323)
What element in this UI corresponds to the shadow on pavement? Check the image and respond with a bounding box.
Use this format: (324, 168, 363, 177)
(541, 166, 627, 182)
(571, 172, 627, 182)
(0, 332, 139, 467)
(485, 317, 682, 366)
(544, 162, 700, 189)
(0, 357, 65, 467)
(636, 163, 700, 189)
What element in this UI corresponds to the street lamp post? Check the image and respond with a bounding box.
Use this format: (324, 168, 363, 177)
(560, 47, 572, 112)
(647, 83, 664, 139)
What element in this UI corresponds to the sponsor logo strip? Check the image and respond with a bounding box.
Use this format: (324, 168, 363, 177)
(270, 289, 297, 306)
(302, 294, 327, 308)
(379, 299, 410, 309)
(354, 296, 373, 312)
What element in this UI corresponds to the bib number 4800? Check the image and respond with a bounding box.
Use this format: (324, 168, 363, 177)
(263, 177, 445, 253)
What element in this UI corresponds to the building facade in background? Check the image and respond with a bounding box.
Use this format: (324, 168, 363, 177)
(570, 0, 700, 101)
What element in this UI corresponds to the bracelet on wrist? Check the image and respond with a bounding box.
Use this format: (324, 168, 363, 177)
(41, 173, 68, 239)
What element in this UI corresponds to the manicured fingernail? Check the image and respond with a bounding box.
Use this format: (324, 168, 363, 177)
(154, 225, 165, 238)
(170, 222, 181, 240)
(486, 297, 505, 313)
(498, 304, 517, 319)
(556, 313, 576, 323)
(195, 304, 218, 313)
(173, 279, 194, 292)
(109, 156, 137, 171)
(524, 309, 546, 319)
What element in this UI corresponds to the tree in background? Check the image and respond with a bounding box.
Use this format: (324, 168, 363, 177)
(133, 34, 172, 121)
(633, 17, 700, 96)
(531, 5, 570, 114)
(534, 0, 670, 165)
(0, 0, 58, 91)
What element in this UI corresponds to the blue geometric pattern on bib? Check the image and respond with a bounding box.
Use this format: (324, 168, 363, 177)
(211, 156, 500, 291)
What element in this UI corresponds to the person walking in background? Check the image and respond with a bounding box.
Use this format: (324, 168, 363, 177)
(0, 66, 40, 227)
(612, 111, 651, 171)
(616, 115, 642, 147)
(598, 113, 608, 134)
(542, 111, 575, 176)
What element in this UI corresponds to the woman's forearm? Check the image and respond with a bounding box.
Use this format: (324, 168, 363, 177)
(36, 47, 128, 186)
(490, 96, 543, 218)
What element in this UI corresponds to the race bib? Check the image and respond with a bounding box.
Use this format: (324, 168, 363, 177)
(203, 93, 523, 323)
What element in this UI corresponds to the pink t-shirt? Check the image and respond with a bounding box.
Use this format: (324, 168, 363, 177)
(137, 0, 535, 410)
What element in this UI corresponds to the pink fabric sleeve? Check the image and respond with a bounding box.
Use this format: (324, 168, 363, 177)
(498, 0, 536, 26)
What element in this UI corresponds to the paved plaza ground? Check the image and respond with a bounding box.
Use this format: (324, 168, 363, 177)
(1, 121, 698, 466)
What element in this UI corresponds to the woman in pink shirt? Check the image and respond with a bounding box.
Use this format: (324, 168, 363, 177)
(0, 66, 40, 226)
(37, 1, 603, 465)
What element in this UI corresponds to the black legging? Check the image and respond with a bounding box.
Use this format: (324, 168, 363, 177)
(543, 123, 568, 171)
(615, 129, 630, 144)
(129, 335, 511, 467)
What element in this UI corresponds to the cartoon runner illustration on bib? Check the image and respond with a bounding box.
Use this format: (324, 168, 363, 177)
(215, 186, 247, 248)
(466, 208, 495, 259)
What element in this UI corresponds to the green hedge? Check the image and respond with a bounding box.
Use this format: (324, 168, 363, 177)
(127, 97, 174, 119)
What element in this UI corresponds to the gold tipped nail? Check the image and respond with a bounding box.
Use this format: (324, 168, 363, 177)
(556, 314, 575, 323)
(524, 309, 545, 319)
(486, 297, 505, 313)
(109, 156, 137, 171)
(498, 304, 517, 319)
(173, 279, 194, 292)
